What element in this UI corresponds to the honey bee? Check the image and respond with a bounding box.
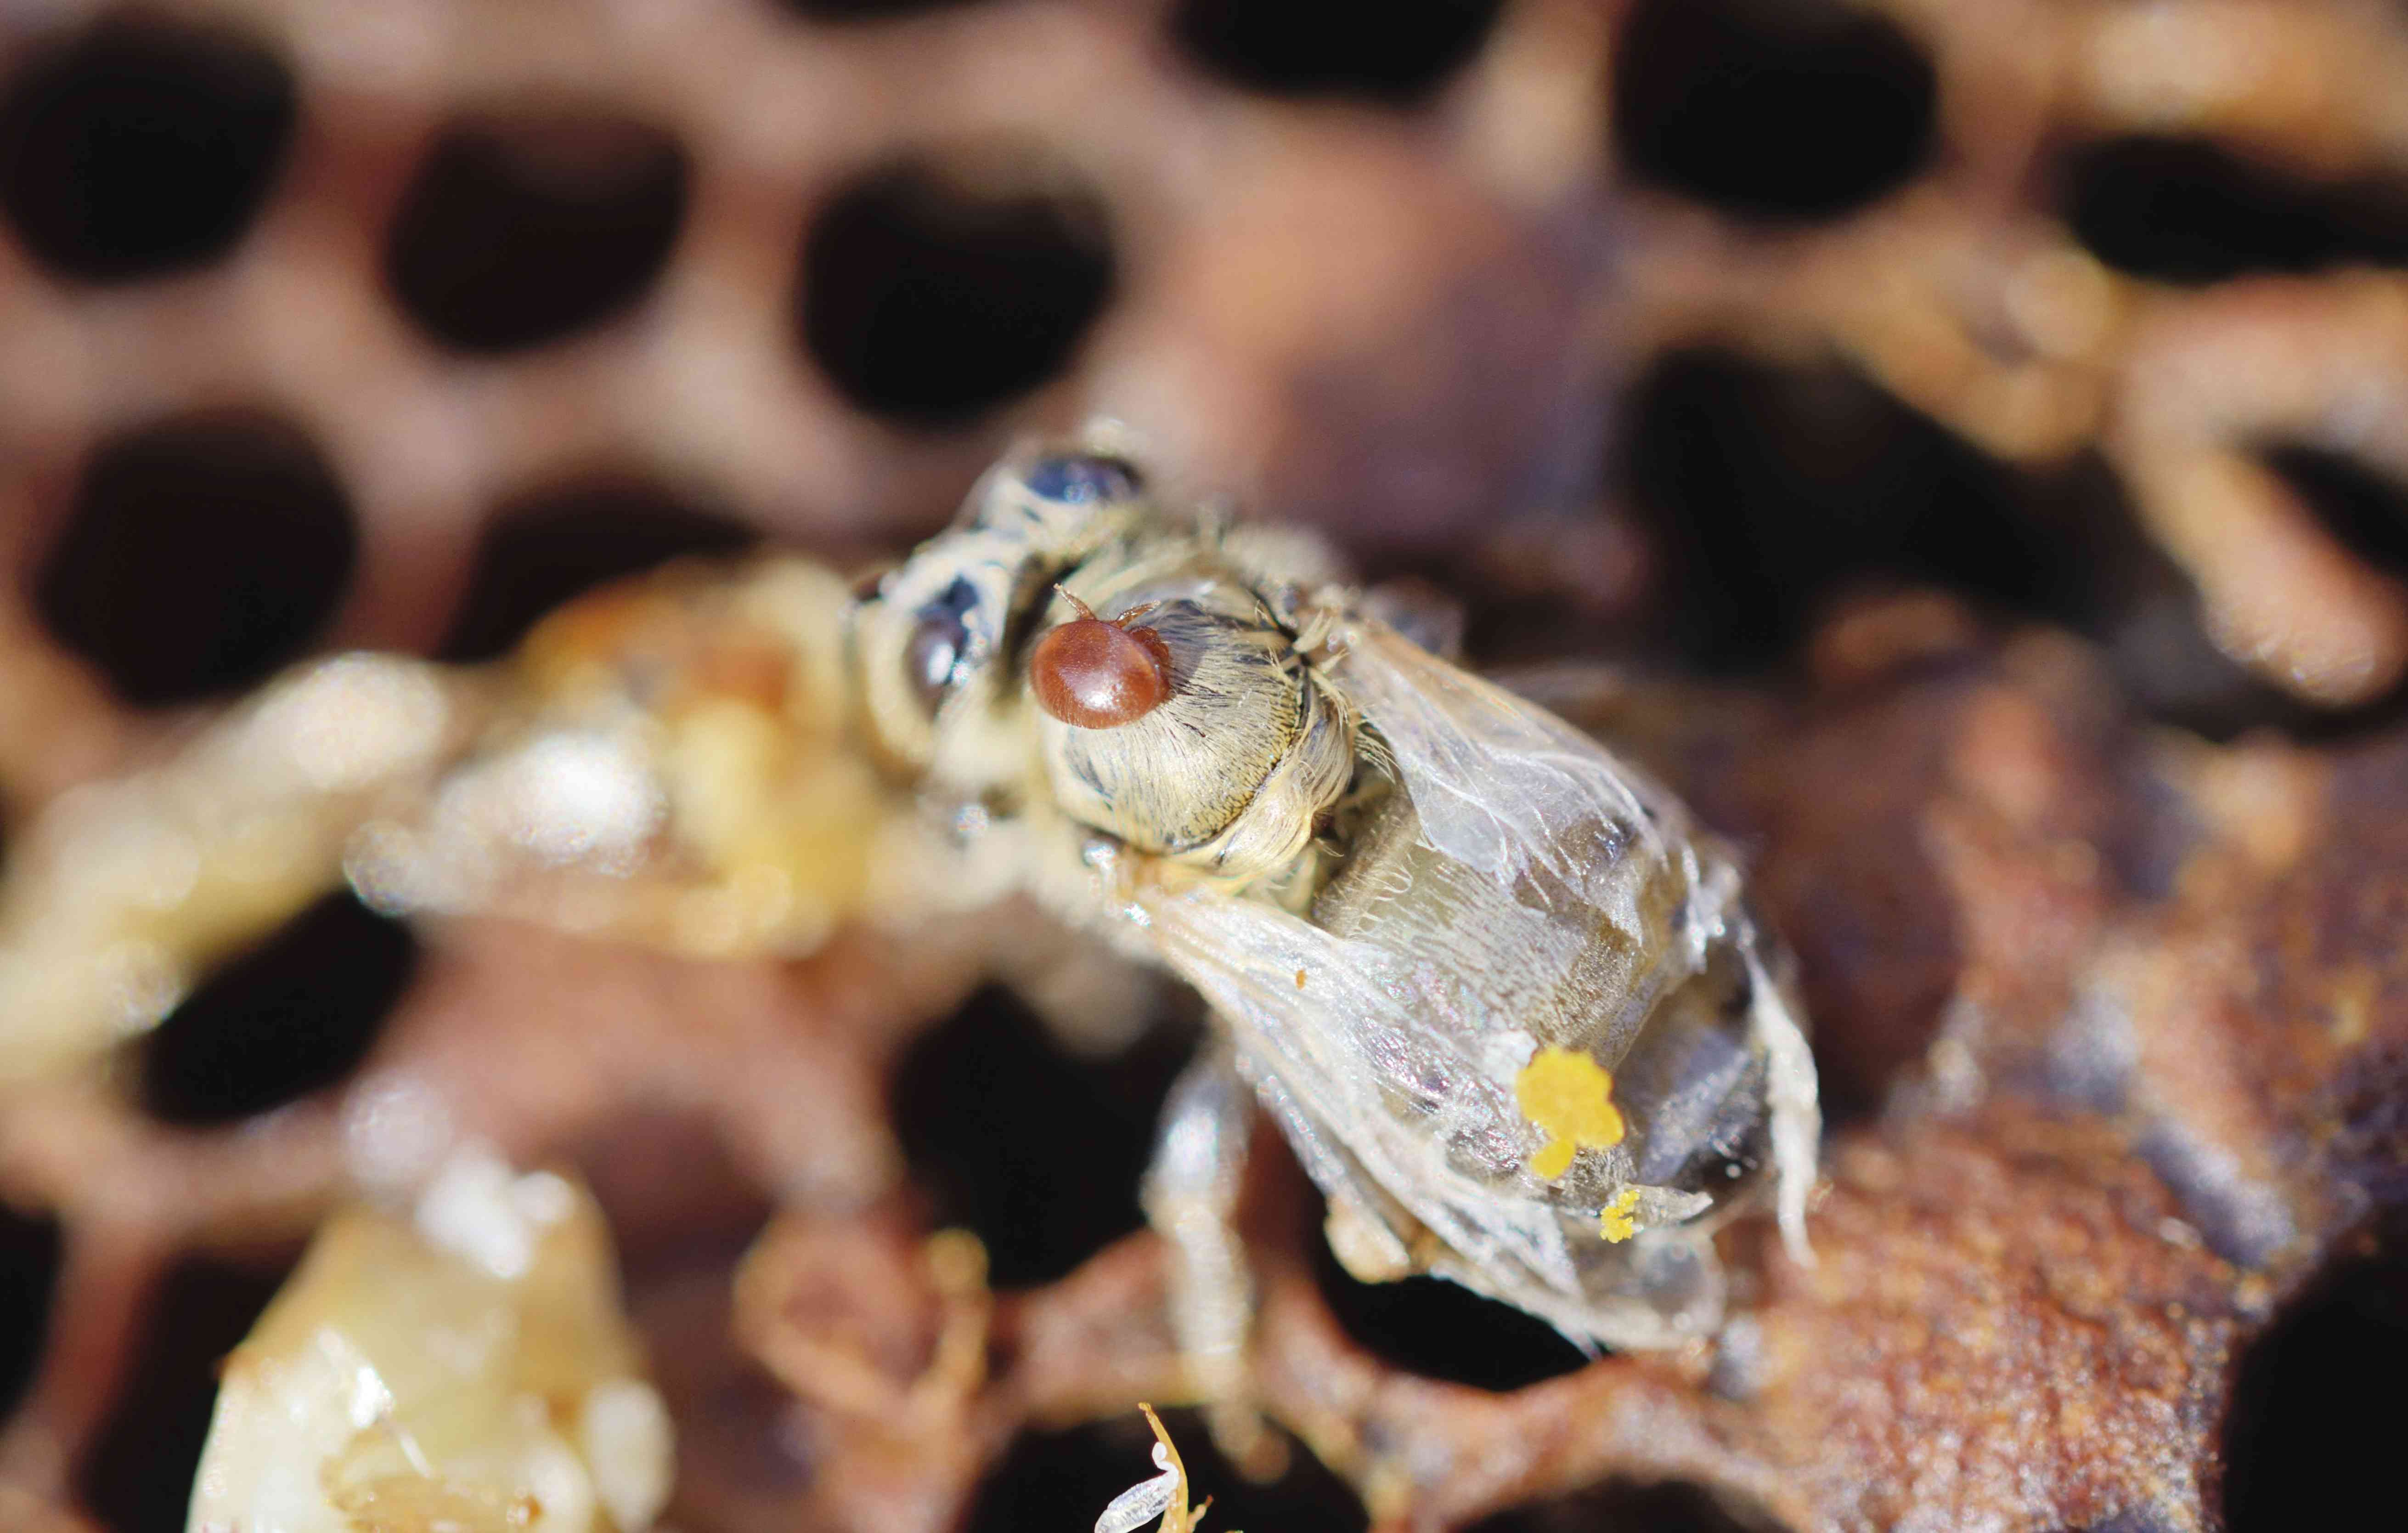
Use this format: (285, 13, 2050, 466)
(850, 444, 1819, 1363)
(0, 435, 1817, 1429)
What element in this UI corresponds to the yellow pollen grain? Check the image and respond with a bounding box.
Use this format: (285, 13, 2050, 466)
(1515, 1046, 1624, 1181)
(1295, 968, 1308, 990)
(1599, 1188, 1641, 1243)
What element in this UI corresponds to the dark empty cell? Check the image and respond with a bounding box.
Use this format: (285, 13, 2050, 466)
(2260, 446, 2408, 581)
(889, 986, 1194, 1289)
(437, 478, 758, 662)
(0, 1205, 61, 1421)
(80, 1256, 286, 1533)
(1466, 1478, 1784, 1533)
(778, 0, 989, 18)
(797, 155, 1115, 426)
(1612, 0, 1936, 221)
(1169, 0, 1507, 107)
(139, 890, 417, 1126)
(1619, 349, 2081, 670)
(577, 1109, 774, 1275)
(386, 112, 689, 353)
(0, 14, 294, 283)
(2062, 137, 2408, 286)
(1312, 1231, 1589, 1391)
(33, 411, 355, 706)
(2222, 1239, 2408, 1530)
(968, 1408, 1365, 1533)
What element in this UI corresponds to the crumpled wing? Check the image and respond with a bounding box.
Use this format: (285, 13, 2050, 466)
(1133, 612, 1810, 1345)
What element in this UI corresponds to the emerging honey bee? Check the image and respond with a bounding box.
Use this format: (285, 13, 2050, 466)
(0, 435, 1817, 1444)
(851, 444, 1819, 1375)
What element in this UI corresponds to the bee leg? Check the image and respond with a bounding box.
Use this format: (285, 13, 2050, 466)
(1741, 928, 1822, 1267)
(1140, 1034, 1282, 1476)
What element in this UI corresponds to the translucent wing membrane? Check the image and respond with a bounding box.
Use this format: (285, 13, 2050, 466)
(1133, 609, 1815, 1346)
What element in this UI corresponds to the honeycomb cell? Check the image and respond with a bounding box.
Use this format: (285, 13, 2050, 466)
(777, 0, 989, 19)
(0, 1206, 60, 1423)
(0, 13, 295, 283)
(139, 891, 419, 1127)
(33, 410, 355, 706)
(79, 1257, 289, 1533)
(2260, 447, 2408, 589)
(1618, 350, 2079, 672)
(967, 1408, 1365, 1533)
(2222, 1239, 2408, 1531)
(1464, 1479, 1785, 1533)
(1310, 1230, 1588, 1393)
(1169, 0, 1507, 107)
(438, 476, 759, 662)
(796, 153, 1116, 427)
(386, 111, 691, 354)
(888, 987, 1193, 1289)
(2063, 137, 2408, 286)
(1612, 0, 1936, 221)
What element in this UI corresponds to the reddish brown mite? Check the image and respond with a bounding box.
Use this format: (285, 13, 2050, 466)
(1030, 588, 1173, 729)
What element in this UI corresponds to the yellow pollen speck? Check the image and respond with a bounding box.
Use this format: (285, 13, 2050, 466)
(1515, 1046, 1624, 1181)
(1295, 968, 1308, 990)
(1599, 1188, 1641, 1243)
(1530, 1139, 1575, 1180)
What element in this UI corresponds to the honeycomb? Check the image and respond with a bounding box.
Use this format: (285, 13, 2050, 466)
(4, 0, 2408, 1529)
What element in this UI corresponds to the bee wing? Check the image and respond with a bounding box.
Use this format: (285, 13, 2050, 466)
(1134, 613, 1790, 1343)
(1137, 874, 1607, 1327)
(1319, 612, 1695, 922)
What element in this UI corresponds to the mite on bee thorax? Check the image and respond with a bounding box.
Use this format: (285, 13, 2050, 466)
(1027, 589, 1171, 729)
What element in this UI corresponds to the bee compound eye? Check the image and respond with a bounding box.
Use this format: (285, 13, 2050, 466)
(904, 575, 981, 713)
(1021, 453, 1141, 505)
(1029, 613, 1171, 728)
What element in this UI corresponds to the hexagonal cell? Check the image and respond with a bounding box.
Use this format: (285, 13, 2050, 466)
(0, 12, 295, 283)
(796, 151, 1116, 428)
(79, 1256, 291, 1533)
(777, 0, 991, 19)
(1310, 1225, 1588, 1393)
(2222, 1236, 2408, 1532)
(33, 410, 356, 706)
(438, 475, 759, 662)
(1168, 0, 1508, 107)
(386, 110, 691, 354)
(889, 987, 1195, 1289)
(1464, 1478, 1786, 1533)
(1612, 0, 1935, 221)
(2061, 137, 2408, 287)
(1617, 349, 2084, 676)
(0, 1205, 61, 1424)
(967, 1407, 1365, 1533)
(139, 890, 418, 1127)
